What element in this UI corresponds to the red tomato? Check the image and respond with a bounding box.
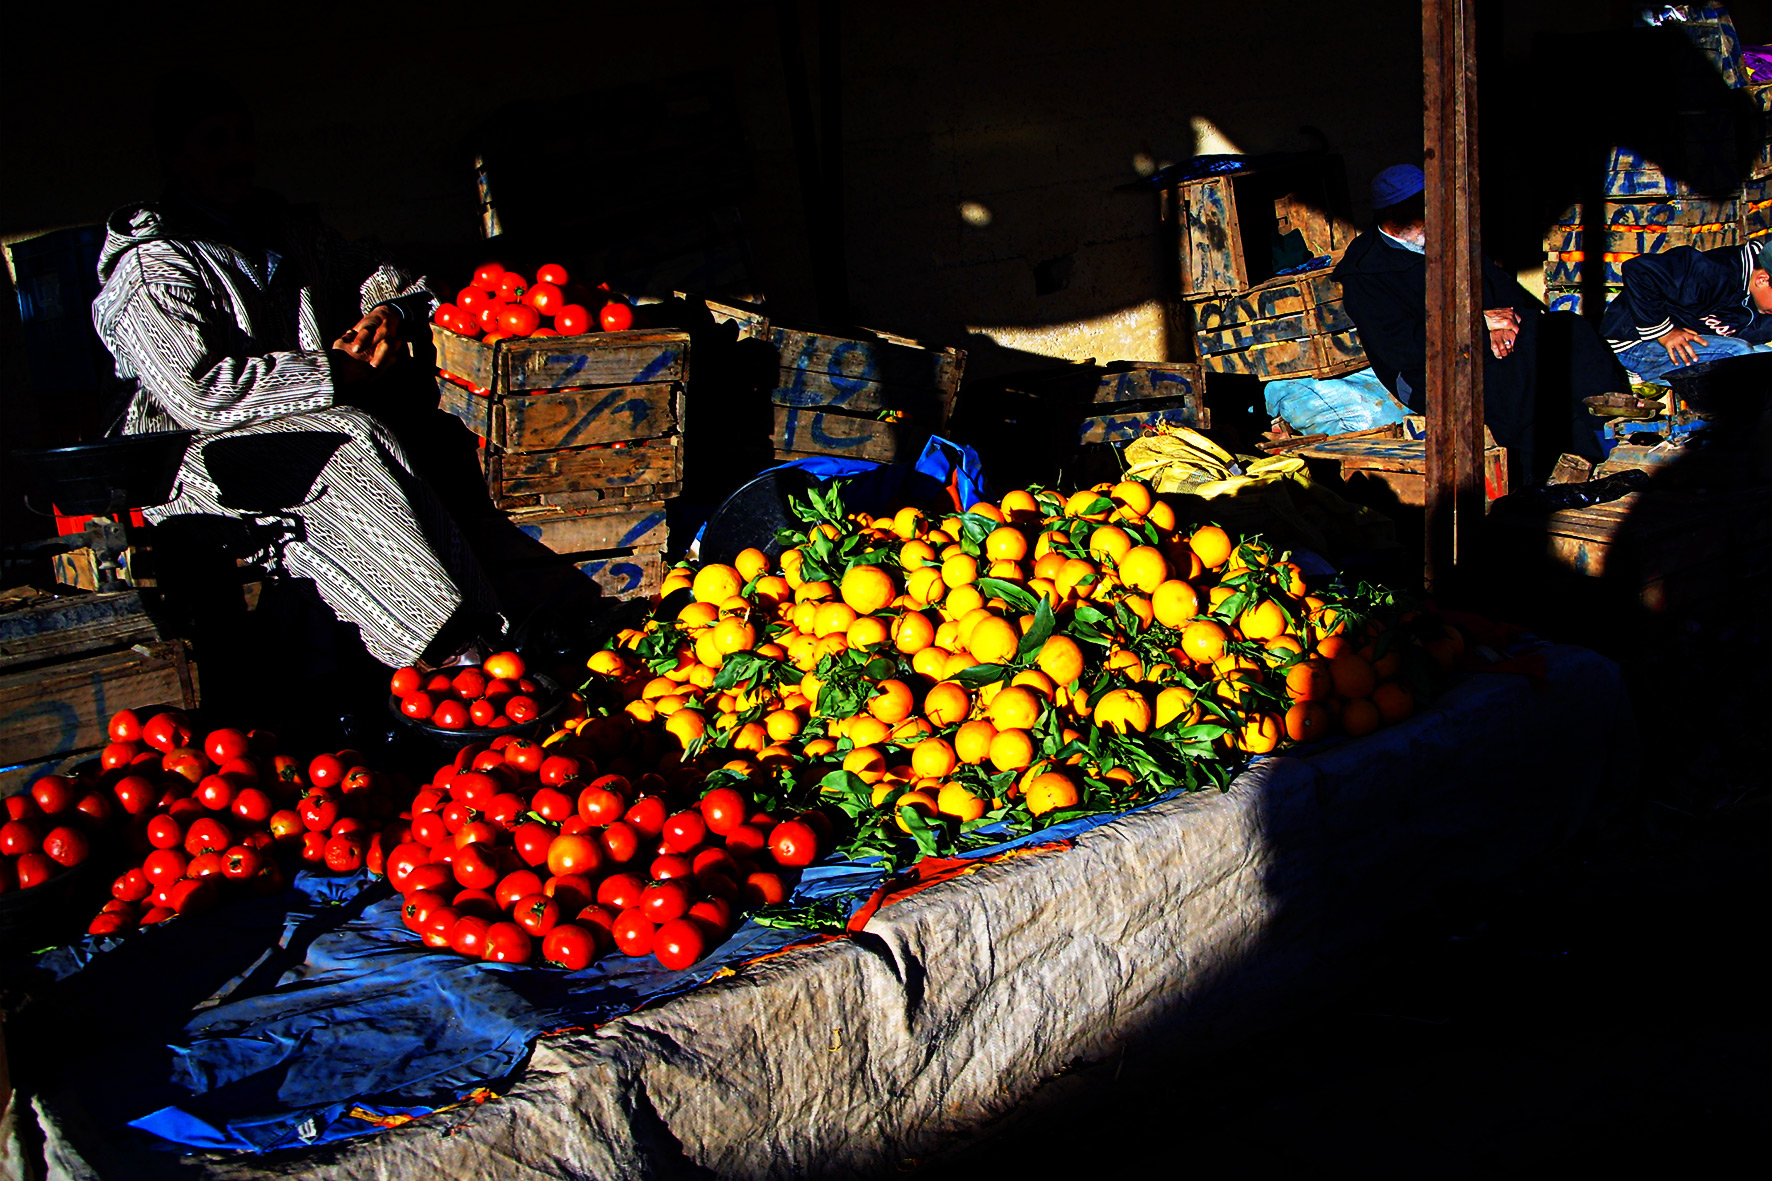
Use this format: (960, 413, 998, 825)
(409, 811, 449, 849)
(531, 787, 575, 824)
(484, 650, 526, 681)
(166, 877, 218, 916)
(449, 914, 491, 957)
(421, 906, 460, 948)
(576, 902, 618, 944)
(499, 303, 541, 336)
(768, 819, 819, 868)
(699, 787, 748, 836)
(542, 923, 596, 969)
(452, 667, 488, 701)
(101, 741, 141, 772)
(31, 776, 75, 816)
(108, 708, 143, 743)
(403, 863, 452, 897)
(512, 893, 559, 936)
(496, 272, 529, 302)
(452, 888, 501, 920)
(3, 796, 39, 822)
(307, 754, 345, 790)
(649, 853, 693, 881)
(697, 869, 739, 904)
(0, 820, 39, 857)
(468, 699, 498, 727)
(483, 920, 533, 963)
(691, 847, 737, 878)
(611, 909, 655, 957)
(386, 842, 433, 889)
(472, 263, 505, 291)
(141, 712, 194, 754)
(401, 888, 447, 930)
(299, 831, 328, 863)
(42, 826, 88, 868)
(743, 871, 787, 906)
(15, 852, 56, 889)
(495, 869, 543, 910)
(89, 912, 133, 937)
(432, 700, 470, 731)
(268, 809, 305, 842)
(535, 263, 569, 287)
(113, 867, 152, 903)
(544, 873, 595, 915)
(453, 843, 498, 890)
(638, 880, 689, 924)
(221, 844, 264, 879)
(205, 728, 251, 765)
(596, 872, 646, 912)
(183, 817, 231, 856)
(501, 739, 541, 775)
(600, 821, 640, 864)
(485, 792, 526, 829)
(218, 757, 260, 787)
(724, 823, 767, 857)
(142, 847, 188, 886)
(503, 695, 540, 724)
(196, 774, 235, 812)
(512, 822, 554, 868)
(537, 755, 582, 789)
(324, 835, 365, 873)
(454, 820, 502, 850)
(161, 749, 210, 786)
(652, 918, 706, 971)
(688, 896, 733, 938)
(599, 301, 635, 332)
(660, 811, 706, 855)
(458, 288, 490, 315)
(389, 667, 423, 697)
(299, 795, 339, 833)
(546, 833, 600, 878)
(577, 782, 626, 826)
(554, 304, 590, 335)
(433, 303, 459, 330)
(227, 787, 269, 825)
(624, 797, 667, 839)
(450, 771, 499, 809)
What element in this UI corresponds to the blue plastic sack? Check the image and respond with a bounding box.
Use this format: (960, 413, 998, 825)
(1263, 368, 1409, 436)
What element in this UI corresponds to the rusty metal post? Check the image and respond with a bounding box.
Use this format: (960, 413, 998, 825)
(1423, 0, 1486, 589)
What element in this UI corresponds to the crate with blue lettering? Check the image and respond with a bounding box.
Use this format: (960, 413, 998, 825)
(767, 324, 965, 464)
(431, 324, 688, 512)
(502, 501, 670, 599)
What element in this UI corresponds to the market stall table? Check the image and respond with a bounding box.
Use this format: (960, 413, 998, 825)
(24, 644, 1631, 1180)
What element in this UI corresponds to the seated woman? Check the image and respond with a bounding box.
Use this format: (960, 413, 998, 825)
(1334, 165, 1617, 483)
(92, 79, 498, 669)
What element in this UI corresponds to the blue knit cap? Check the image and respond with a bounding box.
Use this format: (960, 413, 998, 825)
(1372, 165, 1425, 210)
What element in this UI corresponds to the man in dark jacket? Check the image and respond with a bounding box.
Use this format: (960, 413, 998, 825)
(1335, 165, 1617, 482)
(1599, 241, 1772, 381)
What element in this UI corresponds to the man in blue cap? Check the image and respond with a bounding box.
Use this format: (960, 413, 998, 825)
(1599, 239, 1772, 380)
(1335, 164, 1619, 482)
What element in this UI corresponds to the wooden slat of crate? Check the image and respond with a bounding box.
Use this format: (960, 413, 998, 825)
(1076, 401, 1206, 446)
(509, 502, 669, 556)
(1196, 312, 1315, 355)
(1544, 254, 1633, 287)
(487, 437, 682, 510)
(1087, 364, 1205, 406)
(769, 375, 947, 418)
(1300, 435, 1508, 502)
(0, 590, 160, 670)
(442, 378, 683, 454)
(1177, 174, 1247, 297)
(0, 639, 197, 766)
(430, 325, 689, 394)
(437, 378, 495, 438)
(771, 406, 929, 464)
(769, 327, 963, 427)
(1552, 198, 1739, 229)
(1548, 225, 1738, 254)
(573, 549, 667, 600)
(1605, 170, 1694, 199)
(1199, 330, 1367, 379)
(1189, 268, 1345, 331)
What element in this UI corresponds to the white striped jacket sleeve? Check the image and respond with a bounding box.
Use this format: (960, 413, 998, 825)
(109, 277, 336, 431)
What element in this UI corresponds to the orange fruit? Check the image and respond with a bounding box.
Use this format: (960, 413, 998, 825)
(999, 489, 1041, 524)
(911, 737, 959, 779)
(763, 709, 804, 742)
(1092, 687, 1153, 735)
(985, 526, 1030, 562)
(987, 728, 1035, 772)
(691, 564, 743, 603)
(662, 709, 706, 748)
(987, 686, 1044, 730)
(1118, 546, 1169, 594)
(586, 650, 630, 678)
(843, 746, 889, 785)
(1154, 685, 1200, 728)
(734, 548, 770, 582)
(868, 679, 915, 724)
(954, 719, 998, 764)
(924, 681, 971, 727)
(709, 618, 756, 655)
(912, 646, 954, 680)
(1010, 669, 1057, 698)
(1188, 525, 1232, 570)
(941, 553, 979, 589)
(812, 601, 857, 638)
(1329, 652, 1376, 699)
(1025, 770, 1080, 817)
(1064, 490, 1112, 521)
(1145, 499, 1177, 531)
(936, 782, 988, 822)
(1152, 580, 1201, 628)
(1109, 480, 1154, 517)
(1105, 648, 1144, 681)
(1372, 681, 1415, 723)
(1036, 635, 1086, 686)
(847, 616, 891, 648)
(677, 601, 719, 630)
(1284, 658, 1333, 702)
(1235, 713, 1282, 754)
(795, 579, 836, 604)
(1054, 558, 1098, 603)
(1180, 619, 1230, 664)
(840, 565, 897, 614)
(893, 507, 926, 539)
(967, 616, 1021, 665)
(1283, 701, 1332, 742)
(1340, 697, 1381, 737)
(892, 610, 936, 655)
(1237, 599, 1289, 642)
(966, 501, 1004, 523)
(1087, 525, 1133, 565)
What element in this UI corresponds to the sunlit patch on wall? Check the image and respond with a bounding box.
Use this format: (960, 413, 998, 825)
(959, 201, 993, 227)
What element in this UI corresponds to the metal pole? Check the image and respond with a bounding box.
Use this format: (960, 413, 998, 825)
(1422, 0, 1486, 590)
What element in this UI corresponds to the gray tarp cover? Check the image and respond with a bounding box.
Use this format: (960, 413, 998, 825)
(28, 644, 1630, 1180)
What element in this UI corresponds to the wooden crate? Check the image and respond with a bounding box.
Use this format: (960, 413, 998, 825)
(1292, 422, 1508, 504)
(491, 501, 671, 602)
(1199, 329, 1367, 380)
(1544, 284, 1620, 318)
(0, 590, 199, 789)
(1546, 224, 1737, 254)
(432, 325, 688, 510)
(766, 324, 965, 464)
(1167, 161, 1360, 299)
(1551, 197, 1739, 230)
(1543, 252, 1634, 287)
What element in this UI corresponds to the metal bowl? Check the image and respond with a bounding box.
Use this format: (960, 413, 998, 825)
(387, 672, 572, 752)
(11, 431, 194, 516)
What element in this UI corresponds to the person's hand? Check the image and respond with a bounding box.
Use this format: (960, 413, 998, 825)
(329, 349, 377, 387)
(1484, 308, 1520, 360)
(1657, 325, 1704, 368)
(331, 305, 405, 369)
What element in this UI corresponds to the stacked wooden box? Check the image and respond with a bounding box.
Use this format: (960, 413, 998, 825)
(0, 589, 199, 795)
(767, 324, 964, 465)
(1165, 161, 1368, 379)
(1289, 417, 1509, 507)
(433, 326, 688, 599)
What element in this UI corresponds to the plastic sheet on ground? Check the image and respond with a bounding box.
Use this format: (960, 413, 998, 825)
(29, 644, 1633, 1180)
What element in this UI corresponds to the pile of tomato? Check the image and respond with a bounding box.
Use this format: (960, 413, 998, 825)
(78, 709, 412, 936)
(432, 261, 636, 348)
(0, 771, 111, 894)
(385, 733, 830, 971)
(391, 650, 563, 733)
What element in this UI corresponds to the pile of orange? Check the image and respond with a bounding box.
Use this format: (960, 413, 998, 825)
(561, 478, 1465, 861)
